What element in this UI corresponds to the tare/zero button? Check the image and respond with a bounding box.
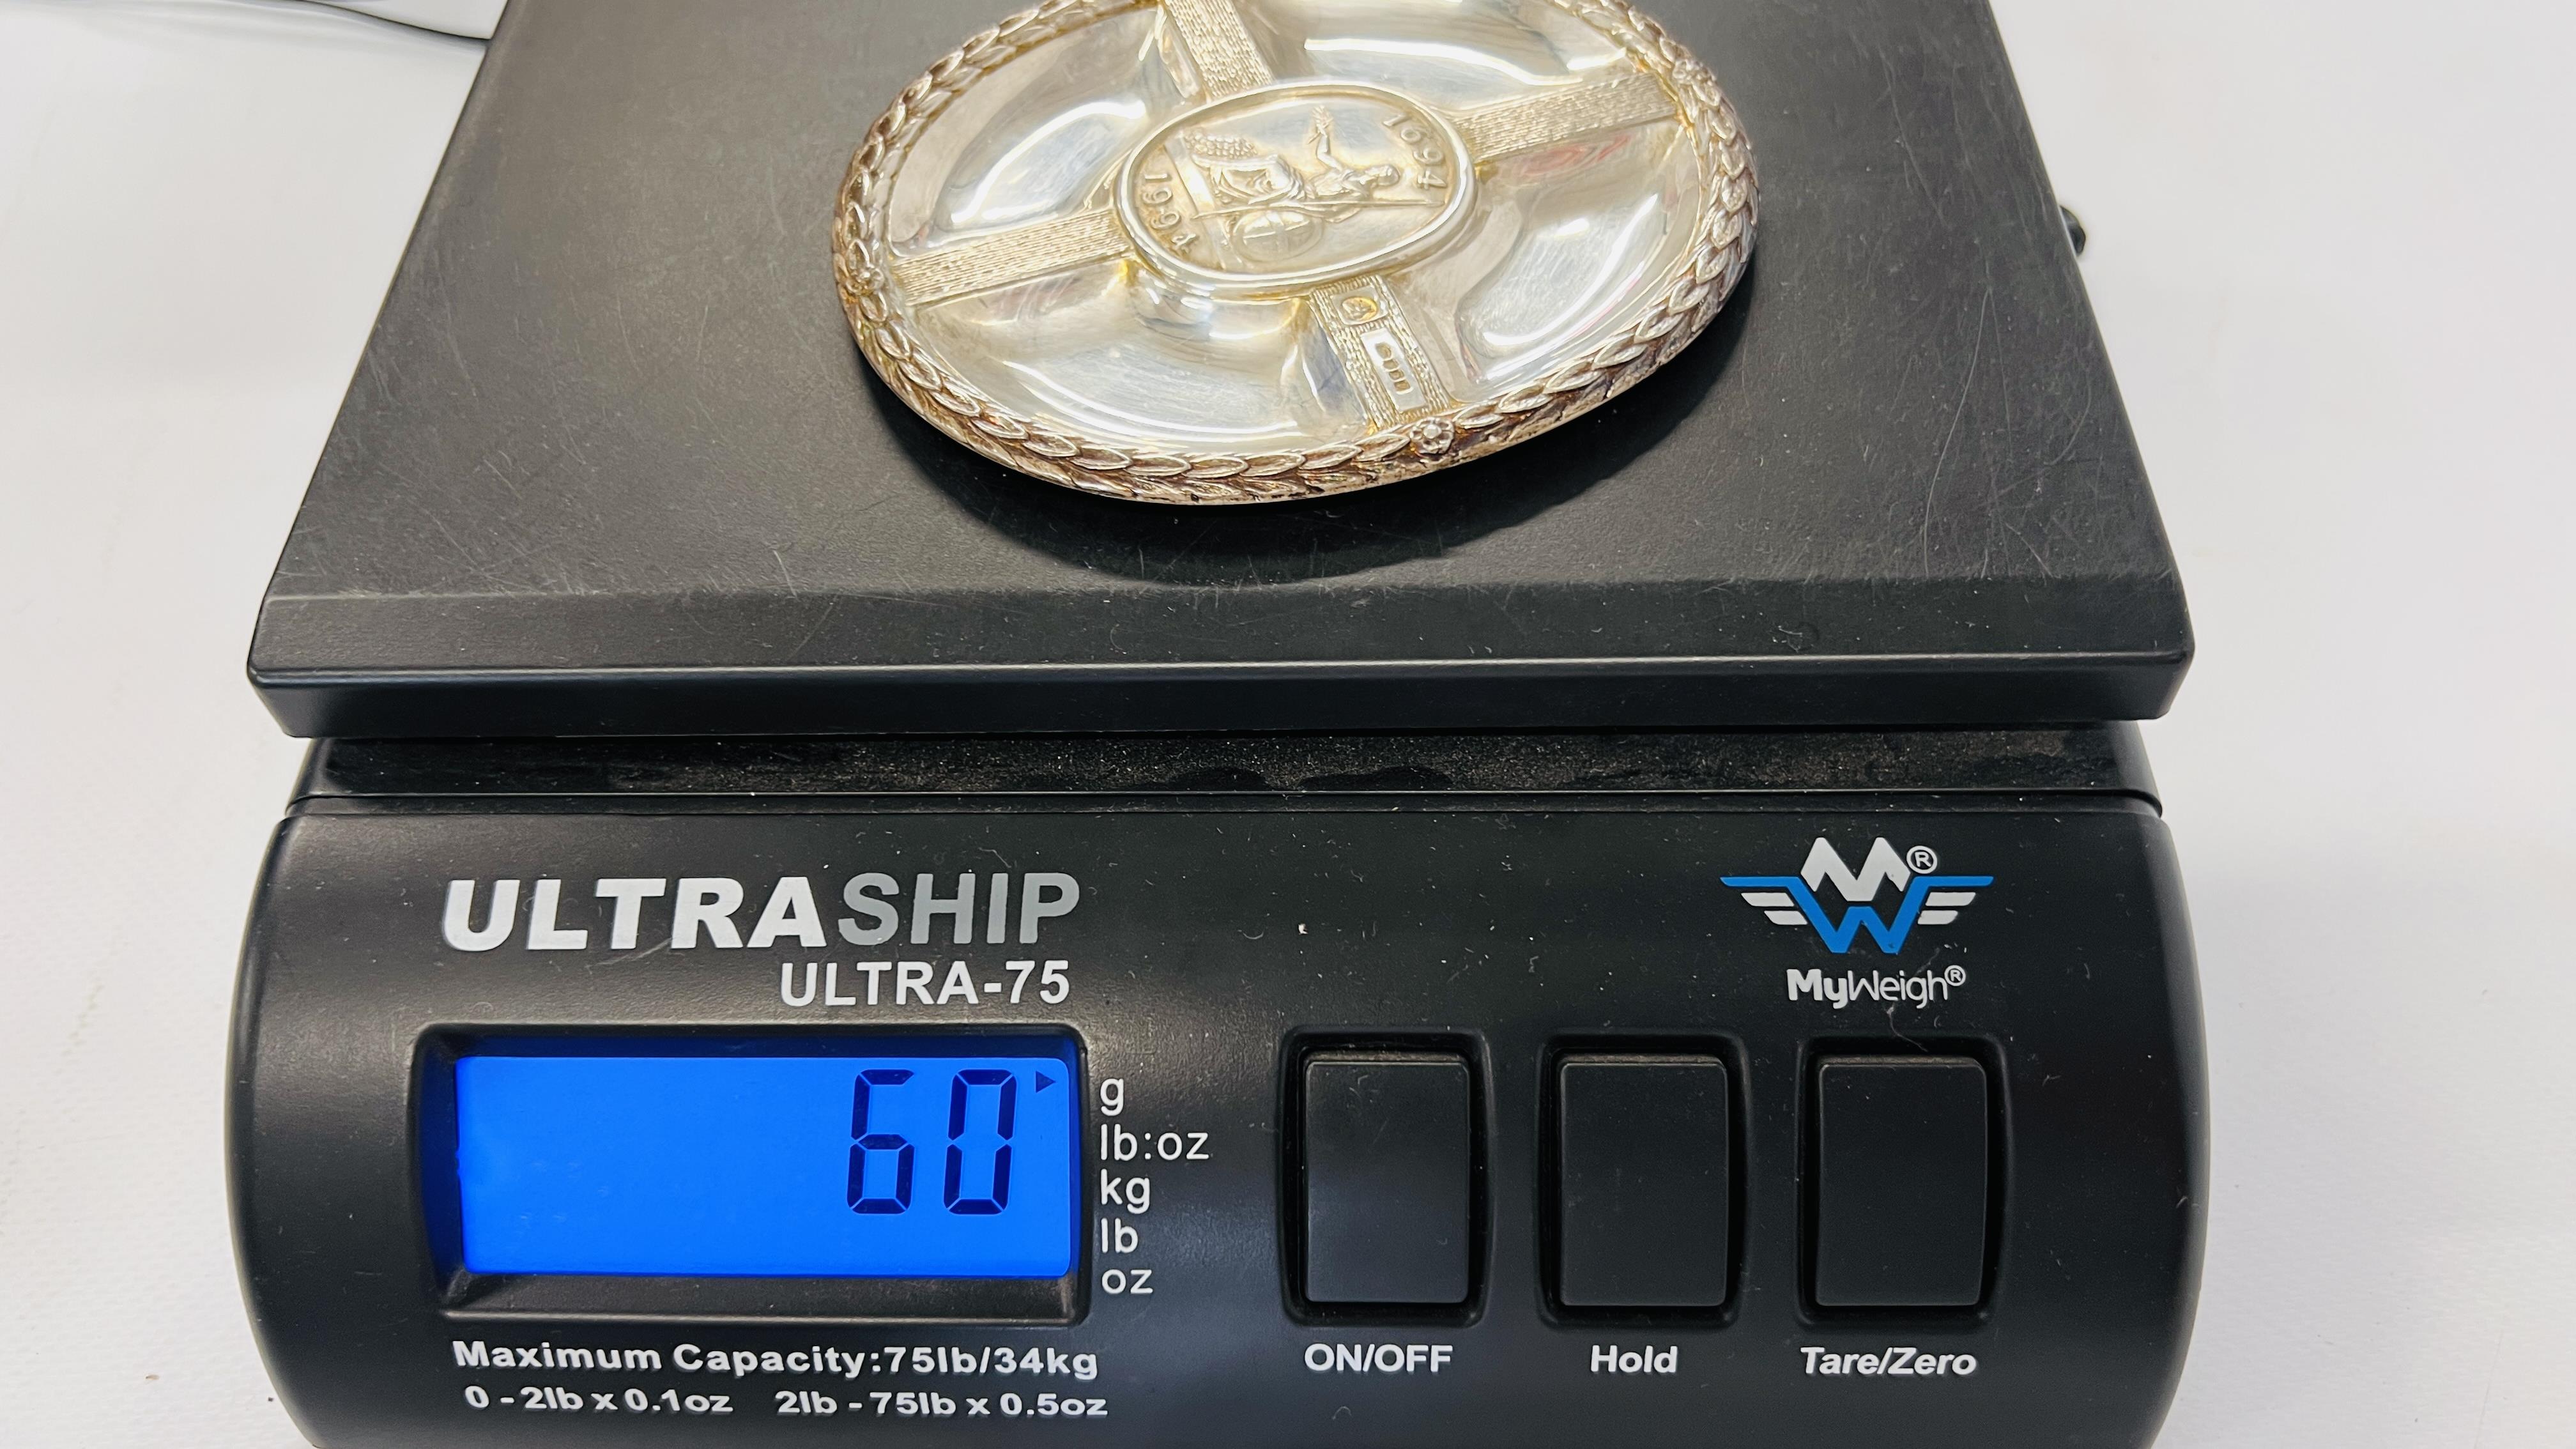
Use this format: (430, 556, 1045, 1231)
(1811, 1055, 1992, 1308)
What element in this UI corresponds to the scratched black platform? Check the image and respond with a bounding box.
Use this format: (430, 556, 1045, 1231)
(247, 0, 2189, 737)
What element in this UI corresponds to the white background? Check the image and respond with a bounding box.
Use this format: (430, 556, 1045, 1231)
(1, 1, 2570, 1443)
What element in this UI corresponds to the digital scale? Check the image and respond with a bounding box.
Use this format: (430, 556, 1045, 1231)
(229, 3, 2205, 1446)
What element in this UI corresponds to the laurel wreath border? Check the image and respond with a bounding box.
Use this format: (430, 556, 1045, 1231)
(832, 0, 1757, 505)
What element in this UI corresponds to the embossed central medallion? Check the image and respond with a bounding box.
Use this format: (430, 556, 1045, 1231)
(1117, 83, 1475, 295)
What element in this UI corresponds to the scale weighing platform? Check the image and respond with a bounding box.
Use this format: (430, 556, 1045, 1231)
(229, 3, 2204, 1446)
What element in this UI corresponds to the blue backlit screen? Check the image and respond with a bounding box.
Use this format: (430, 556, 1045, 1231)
(452, 1039, 1078, 1278)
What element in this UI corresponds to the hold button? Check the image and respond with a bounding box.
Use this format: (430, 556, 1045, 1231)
(1555, 1055, 1731, 1308)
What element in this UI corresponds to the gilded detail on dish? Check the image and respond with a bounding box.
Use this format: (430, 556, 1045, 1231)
(836, 0, 1758, 503)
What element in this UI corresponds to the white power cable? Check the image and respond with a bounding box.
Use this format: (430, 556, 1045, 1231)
(307, 0, 502, 39)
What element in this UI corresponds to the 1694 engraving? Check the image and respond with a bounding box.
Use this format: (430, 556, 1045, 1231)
(1119, 84, 1473, 293)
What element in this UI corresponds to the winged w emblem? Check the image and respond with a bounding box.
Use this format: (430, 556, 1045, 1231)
(1721, 839, 1994, 955)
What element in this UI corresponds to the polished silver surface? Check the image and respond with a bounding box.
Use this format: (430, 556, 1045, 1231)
(836, 0, 1756, 503)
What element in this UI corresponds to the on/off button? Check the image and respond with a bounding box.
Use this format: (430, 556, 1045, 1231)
(1298, 1051, 1473, 1306)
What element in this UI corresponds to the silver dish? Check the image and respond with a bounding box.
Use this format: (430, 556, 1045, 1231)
(834, 0, 1756, 504)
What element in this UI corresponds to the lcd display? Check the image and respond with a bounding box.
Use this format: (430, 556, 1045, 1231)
(451, 1039, 1079, 1278)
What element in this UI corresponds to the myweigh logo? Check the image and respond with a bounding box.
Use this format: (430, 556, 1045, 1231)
(1721, 838, 1992, 955)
